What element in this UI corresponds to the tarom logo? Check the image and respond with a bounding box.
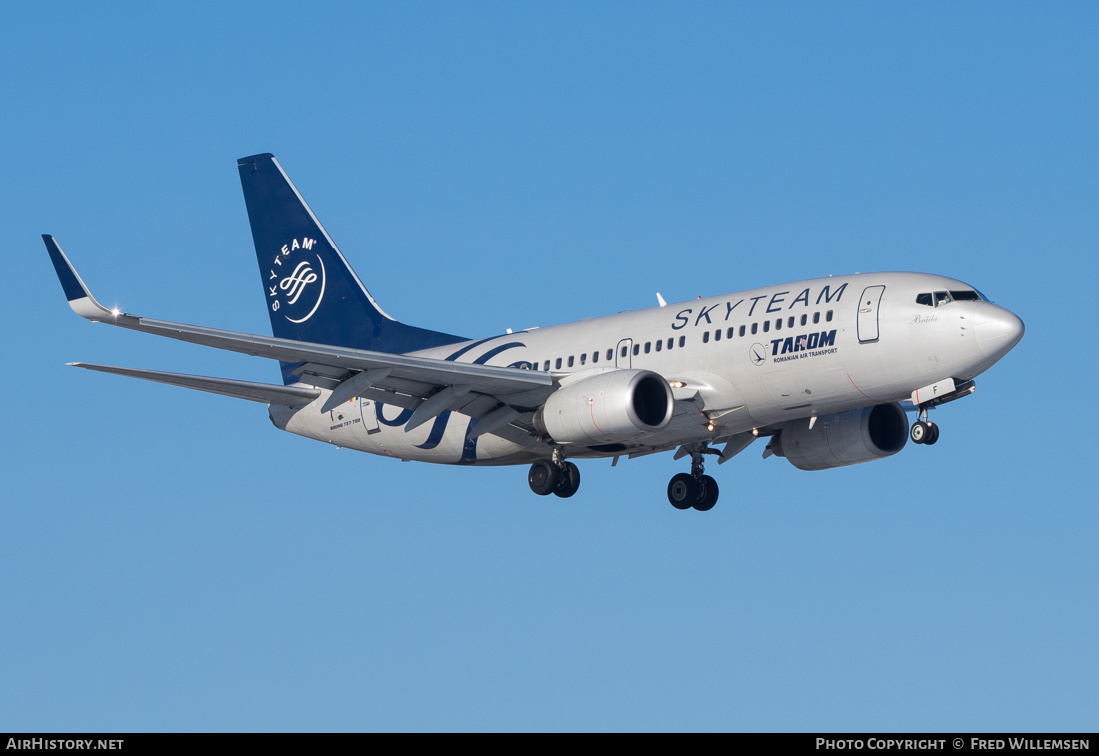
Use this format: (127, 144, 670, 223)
(267, 237, 326, 323)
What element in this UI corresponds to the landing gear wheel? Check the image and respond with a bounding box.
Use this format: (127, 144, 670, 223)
(695, 475, 719, 512)
(528, 460, 557, 496)
(911, 421, 929, 444)
(553, 461, 581, 498)
(925, 423, 940, 445)
(667, 473, 697, 510)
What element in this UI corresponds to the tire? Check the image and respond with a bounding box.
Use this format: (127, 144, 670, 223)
(667, 473, 697, 510)
(528, 460, 557, 495)
(553, 461, 581, 498)
(910, 421, 928, 444)
(925, 423, 940, 445)
(694, 475, 719, 512)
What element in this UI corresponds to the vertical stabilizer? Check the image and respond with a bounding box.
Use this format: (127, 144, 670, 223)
(236, 154, 466, 374)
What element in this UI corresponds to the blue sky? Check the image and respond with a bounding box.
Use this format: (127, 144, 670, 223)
(3, 2, 1096, 732)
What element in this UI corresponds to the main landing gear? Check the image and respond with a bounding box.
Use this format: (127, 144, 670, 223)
(528, 450, 581, 498)
(667, 447, 720, 511)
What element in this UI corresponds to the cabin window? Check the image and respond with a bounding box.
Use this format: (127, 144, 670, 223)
(621, 346, 628, 358)
(702, 331, 710, 343)
(813, 312, 820, 324)
(916, 293, 934, 307)
(679, 335, 685, 347)
(593, 350, 600, 363)
(607, 349, 613, 361)
(763, 321, 770, 333)
(580, 353, 587, 365)
(555, 358, 562, 369)
(826, 310, 833, 322)
(727, 327, 734, 339)
(714, 329, 721, 341)
(739, 325, 746, 337)
(655, 340, 662, 352)
(543, 360, 550, 371)
(751, 323, 758, 335)
(775, 318, 782, 331)
(667, 337, 673, 350)
(788, 316, 795, 328)
(568, 356, 574, 367)
(644, 342, 651, 353)
(800, 314, 807, 326)
(633, 344, 640, 356)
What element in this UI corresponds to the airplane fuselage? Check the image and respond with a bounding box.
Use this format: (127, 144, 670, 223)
(272, 271, 1021, 466)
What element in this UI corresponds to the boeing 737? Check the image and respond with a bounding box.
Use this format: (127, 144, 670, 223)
(44, 153, 1025, 510)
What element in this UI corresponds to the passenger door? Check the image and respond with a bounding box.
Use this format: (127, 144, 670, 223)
(857, 286, 886, 343)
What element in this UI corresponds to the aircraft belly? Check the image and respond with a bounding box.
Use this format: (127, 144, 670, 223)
(276, 401, 537, 466)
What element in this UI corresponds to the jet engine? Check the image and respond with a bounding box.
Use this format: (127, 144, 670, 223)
(768, 402, 908, 471)
(533, 369, 674, 445)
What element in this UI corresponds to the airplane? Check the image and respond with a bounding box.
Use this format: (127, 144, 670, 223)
(43, 153, 1025, 511)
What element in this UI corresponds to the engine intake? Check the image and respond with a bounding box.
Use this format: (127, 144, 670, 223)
(770, 402, 908, 471)
(534, 369, 673, 445)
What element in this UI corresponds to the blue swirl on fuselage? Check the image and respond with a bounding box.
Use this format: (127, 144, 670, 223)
(473, 342, 525, 364)
(415, 411, 452, 450)
(459, 417, 480, 463)
(444, 336, 498, 361)
(377, 404, 413, 427)
(375, 338, 526, 459)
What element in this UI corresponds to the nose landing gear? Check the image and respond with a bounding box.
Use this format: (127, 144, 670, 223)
(910, 418, 939, 445)
(910, 407, 940, 446)
(667, 447, 720, 511)
(909, 378, 977, 446)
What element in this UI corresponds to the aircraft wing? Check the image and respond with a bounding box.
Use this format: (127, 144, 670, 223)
(45, 236, 555, 432)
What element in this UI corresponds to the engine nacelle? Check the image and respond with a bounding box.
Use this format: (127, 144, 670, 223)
(533, 369, 674, 445)
(769, 402, 908, 471)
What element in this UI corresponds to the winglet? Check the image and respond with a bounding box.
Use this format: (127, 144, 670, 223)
(42, 235, 116, 321)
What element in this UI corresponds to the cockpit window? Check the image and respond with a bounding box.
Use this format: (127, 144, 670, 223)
(919, 289, 985, 307)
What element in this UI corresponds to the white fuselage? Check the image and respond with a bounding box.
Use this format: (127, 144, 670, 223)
(270, 271, 1021, 465)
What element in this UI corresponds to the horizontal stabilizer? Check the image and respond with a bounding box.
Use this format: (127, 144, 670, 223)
(69, 363, 321, 406)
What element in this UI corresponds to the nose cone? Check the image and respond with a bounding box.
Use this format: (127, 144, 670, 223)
(975, 303, 1024, 361)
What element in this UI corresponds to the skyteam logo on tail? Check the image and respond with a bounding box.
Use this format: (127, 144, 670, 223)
(267, 237, 326, 323)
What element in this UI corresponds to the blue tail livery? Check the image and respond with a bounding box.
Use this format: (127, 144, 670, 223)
(236, 153, 466, 375)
